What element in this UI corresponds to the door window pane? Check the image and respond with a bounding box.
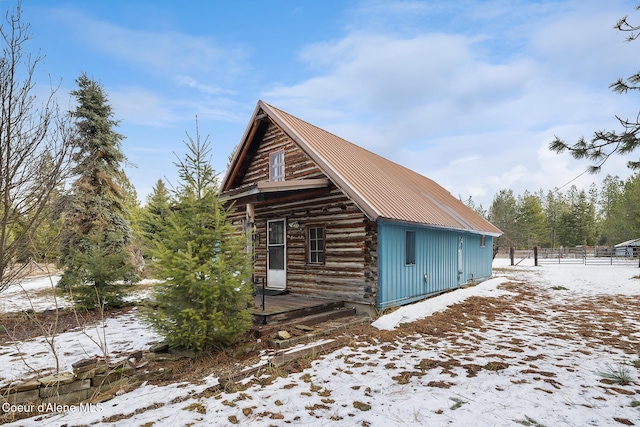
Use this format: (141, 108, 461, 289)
(269, 246, 285, 270)
(268, 221, 284, 245)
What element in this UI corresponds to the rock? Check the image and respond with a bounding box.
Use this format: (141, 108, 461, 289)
(39, 371, 75, 386)
(72, 358, 98, 369)
(8, 378, 40, 393)
(276, 330, 291, 340)
(149, 342, 170, 353)
(72, 358, 99, 374)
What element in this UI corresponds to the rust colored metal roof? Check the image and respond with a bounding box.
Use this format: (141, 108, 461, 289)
(225, 100, 502, 236)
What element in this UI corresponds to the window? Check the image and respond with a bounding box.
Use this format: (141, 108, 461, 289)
(269, 150, 285, 182)
(480, 235, 486, 248)
(405, 230, 416, 265)
(308, 227, 324, 264)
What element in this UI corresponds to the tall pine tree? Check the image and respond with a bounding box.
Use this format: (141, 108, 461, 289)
(58, 73, 137, 309)
(146, 124, 253, 353)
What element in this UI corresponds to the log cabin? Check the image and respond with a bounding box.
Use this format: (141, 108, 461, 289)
(221, 100, 502, 315)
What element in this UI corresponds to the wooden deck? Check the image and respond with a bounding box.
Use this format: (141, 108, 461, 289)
(252, 294, 347, 326)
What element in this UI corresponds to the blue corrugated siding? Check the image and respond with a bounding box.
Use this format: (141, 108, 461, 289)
(377, 221, 494, 310)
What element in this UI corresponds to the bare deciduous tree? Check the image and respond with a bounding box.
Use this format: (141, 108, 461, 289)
(0, 3, 74, 293)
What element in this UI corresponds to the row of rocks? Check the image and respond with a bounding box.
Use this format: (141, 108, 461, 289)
(0, 346, 184, 407)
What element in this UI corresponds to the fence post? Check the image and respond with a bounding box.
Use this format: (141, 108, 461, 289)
(510, 247, 515, 266)
(534, 246, 538, 267)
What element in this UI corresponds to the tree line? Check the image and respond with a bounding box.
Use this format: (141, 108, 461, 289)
(463, 173, 640, 250)
(0, 4, 252, 353)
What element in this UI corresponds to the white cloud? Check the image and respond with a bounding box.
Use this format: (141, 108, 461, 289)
(263, 0, 639, 207)
(175, 75, 234, 96)
(109, 87, 176, 127)
(46, 6, 250, 130)
(50, 8, 248, 79)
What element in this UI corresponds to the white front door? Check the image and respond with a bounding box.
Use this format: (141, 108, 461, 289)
(267, 219, 286, 289)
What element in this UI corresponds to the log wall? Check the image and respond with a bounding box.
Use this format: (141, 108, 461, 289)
(226, 120, 378, 306)
(238, 121, 325, 186)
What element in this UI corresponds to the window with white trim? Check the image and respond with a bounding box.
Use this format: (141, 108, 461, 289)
(308, 226, 324, 264)
(269, 150, 285, 182)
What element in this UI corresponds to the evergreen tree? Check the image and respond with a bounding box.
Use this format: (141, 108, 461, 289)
(58, 73, 137, 309)
(146, 124, 253, 353)
(604, 174, 640, 244)
(543, 190, 564, 248)
(140, 179, 171, 246)
(598, 175, 625, 244)
(121, 178, 146, 275)
(488, 189, 517, 249)
(514, 191, 546, 248)
(557, 187, 598, 247)
(461, 195, 486, 218)
(599, 175, 624, 218)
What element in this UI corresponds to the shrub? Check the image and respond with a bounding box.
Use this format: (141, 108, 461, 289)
(596, 363, 635, 385)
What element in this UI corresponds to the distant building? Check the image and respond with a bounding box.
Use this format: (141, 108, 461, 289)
(614, 239, 640, 257)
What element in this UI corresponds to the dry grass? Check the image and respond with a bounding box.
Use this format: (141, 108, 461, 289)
(0, 307, 133, 345)
(2, 275, 640, 425)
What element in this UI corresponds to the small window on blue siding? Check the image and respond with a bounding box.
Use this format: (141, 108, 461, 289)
(480, 235, 486, 248)
(405, 230, 416, 265)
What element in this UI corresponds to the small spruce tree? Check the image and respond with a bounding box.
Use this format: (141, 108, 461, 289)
(140, 179, 171, 252)
(146, 123, 253, 353)
(58, 73, 137, 309)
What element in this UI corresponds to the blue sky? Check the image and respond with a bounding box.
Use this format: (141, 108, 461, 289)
(9, 0, 640, 208)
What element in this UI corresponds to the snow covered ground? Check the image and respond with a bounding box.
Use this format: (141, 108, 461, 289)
(0, 276, 66, 314)
(0, 308, 161, 388)
(0, 278, 160, 388)
(2, 258, 640, 426)
(0, 277, 157, 314)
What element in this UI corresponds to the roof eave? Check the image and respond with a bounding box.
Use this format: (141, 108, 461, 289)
(221, 178, 332, 203)
(377, 217, 502, 237)
(220, 102, 265, 193)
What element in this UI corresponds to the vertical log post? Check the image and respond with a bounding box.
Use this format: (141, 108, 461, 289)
(534, 246, 538, 267)
(510, 247, 515, 266)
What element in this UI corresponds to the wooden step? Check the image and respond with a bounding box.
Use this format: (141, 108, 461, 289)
(252, 307, 356, 338)
(253, 299, 345, 325)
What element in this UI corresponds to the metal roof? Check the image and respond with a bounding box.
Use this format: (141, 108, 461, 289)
(614, 238, 640, 247)
(223, 100, 502, 237)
